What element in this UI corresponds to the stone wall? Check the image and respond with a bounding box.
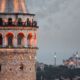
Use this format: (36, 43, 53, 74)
(0, 48, 37, 80)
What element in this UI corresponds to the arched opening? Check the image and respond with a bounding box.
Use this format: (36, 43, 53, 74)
(6, 33, 14, 47)
(27, 33, 33, 47)
(34, 33, 37, 47)
(17, 33, 24, 47)
(0, 34, 2, 47)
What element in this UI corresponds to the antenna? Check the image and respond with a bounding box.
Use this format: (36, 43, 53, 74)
(76, 51, 78, 68)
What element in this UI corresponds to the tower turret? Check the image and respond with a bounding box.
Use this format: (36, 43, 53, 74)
(0, 1, 38, 80)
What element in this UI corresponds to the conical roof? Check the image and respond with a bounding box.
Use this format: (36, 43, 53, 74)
(0, 0, 27, 13)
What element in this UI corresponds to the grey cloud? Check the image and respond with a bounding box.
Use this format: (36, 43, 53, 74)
(27, 0, 80, 64)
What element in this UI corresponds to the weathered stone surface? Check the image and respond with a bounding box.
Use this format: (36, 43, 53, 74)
(0, 48, 37, 80)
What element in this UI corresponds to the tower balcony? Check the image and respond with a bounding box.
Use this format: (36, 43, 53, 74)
(0, 13, 38, 49)
(0, 13, 39, 29)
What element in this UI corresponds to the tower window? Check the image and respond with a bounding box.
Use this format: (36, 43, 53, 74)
(8, 35, 13, 46)
(0, 18, 3, 26)
(17, 18, 22, 26)
(17, 33, 24, 46)
(20, 64, 24, 70)
(27, 33, 33, 47)
(26, 18, 30, 26)
(6, 33, 14, 47)
(0, 34, 2, 47)
(18, 35, 22, 45)
(9, 68, 12, 71)
(0, 64, 1, 72)
(8, 18, 13, 25)
(30, 68, 31, 71)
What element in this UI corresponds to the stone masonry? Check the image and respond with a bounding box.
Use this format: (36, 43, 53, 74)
(0, 48, 37, 80)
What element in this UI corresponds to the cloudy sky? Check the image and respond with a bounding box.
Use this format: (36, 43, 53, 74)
(27, 0, 80, 65)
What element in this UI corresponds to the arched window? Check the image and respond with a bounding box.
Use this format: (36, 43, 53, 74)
(27, 33, 33, 47)
(34, 33, 37, 47)
(17, 33, 24, 46)
(0, 34, 2, 47)
(6, 33, 14, 47)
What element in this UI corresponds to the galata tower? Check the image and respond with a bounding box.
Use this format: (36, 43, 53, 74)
(0, 0, 38, 80)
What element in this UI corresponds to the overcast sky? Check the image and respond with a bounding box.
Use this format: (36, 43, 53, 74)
(27, 0, 80, 65)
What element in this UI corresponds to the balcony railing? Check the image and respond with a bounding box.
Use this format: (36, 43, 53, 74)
(0, 13, 39, 28)
(0, 20, 38, 28)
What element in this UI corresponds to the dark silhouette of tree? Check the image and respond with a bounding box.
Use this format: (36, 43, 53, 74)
(36, 64, 80, 80)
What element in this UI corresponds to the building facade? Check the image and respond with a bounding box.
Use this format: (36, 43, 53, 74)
(0, 0, 38, 80)
(63, 53, 80, 68)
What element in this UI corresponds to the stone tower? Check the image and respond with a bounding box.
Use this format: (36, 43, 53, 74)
(0, 0, 38, 80)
